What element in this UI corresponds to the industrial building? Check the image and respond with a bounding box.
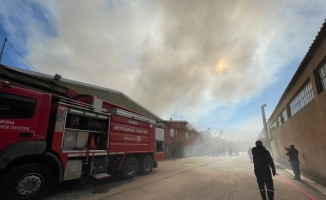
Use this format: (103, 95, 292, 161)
(266, 19, 326, 186)
(0, 64, 201, 161)
(0, 65, 162, 121)
(163, 120, 199, 158)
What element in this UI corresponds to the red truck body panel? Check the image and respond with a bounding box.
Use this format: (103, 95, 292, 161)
(0, 81, 164, 169)
(0, 77, 165, 200)
(109, 115, 151, 152)
(0, 83, 51, 150)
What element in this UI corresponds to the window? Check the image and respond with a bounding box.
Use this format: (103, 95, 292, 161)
(156, 141, 164, 152)
(170, 128, 175, 137)
(277, 114, 283, 126)
(289, 82, 314, 116)
(0, 93, 36, 119)
(316, 62, 326, 92)
(277, 109, 288, 127)
(282, 109, 288, 122)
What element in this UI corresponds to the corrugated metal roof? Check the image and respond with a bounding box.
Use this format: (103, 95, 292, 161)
(0, 64, 68, 95)
(270, 19, 326, 120)
(0, 64, 162, 121)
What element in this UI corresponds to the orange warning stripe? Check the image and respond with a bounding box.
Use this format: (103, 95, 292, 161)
(277, 174, 317, 200)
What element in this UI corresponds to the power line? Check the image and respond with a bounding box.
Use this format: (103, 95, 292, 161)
(5, 38, 39, 72)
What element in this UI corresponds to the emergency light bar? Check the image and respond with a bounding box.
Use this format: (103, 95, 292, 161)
(111, 108, 157, 124)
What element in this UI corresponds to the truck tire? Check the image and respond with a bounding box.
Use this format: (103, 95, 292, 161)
(138, 155, 154, 175)
(0, 163, 55, 200)
(120, 156, 138, 180)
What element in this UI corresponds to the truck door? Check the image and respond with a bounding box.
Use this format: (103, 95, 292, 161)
(0, 85, 48, 150)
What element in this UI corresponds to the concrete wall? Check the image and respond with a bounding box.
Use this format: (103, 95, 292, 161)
(268, 34, 326, 186)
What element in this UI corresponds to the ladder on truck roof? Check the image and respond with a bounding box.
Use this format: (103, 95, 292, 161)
(110, 108, 157, 124)
(57, 96, 110, 116)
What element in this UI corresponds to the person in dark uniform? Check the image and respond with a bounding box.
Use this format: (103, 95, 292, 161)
(252, 140, 276, 200)
(285, 144, 301, 180)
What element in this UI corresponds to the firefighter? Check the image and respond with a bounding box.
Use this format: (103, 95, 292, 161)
(285, 144, 301, 180)
(252, 140, 276, 200)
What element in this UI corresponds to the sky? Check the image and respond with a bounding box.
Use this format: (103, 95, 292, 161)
(0, 0, 325, 141)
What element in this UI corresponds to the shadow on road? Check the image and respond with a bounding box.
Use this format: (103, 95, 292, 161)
(46, 172, 157, 199)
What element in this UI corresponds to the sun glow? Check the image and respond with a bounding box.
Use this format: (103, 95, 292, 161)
(215, 62, 225, 71)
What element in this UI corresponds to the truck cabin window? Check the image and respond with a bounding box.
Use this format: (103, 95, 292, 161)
(0, 93, 36, 119)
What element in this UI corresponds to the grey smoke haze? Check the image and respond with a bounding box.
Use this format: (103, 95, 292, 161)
(1, 0, 325, 133)
(30, 0, 275, 114)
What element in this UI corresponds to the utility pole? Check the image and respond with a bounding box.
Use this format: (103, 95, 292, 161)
(261, 104, 268, 139)
(261, 104, 271, 149)
(0, 38, 7, 64)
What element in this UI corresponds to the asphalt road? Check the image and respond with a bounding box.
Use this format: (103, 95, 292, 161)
(44, 155, 326, 200)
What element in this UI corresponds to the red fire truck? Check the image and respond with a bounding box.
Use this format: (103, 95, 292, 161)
(0, 80, 164, 200)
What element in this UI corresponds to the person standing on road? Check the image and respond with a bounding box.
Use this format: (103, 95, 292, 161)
(252, 140, 276, 200)
(285, 144, 301, 180)
(248, 147, 253, 163)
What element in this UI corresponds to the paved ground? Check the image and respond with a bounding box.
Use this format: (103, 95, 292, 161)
(44, 155, 326, 200)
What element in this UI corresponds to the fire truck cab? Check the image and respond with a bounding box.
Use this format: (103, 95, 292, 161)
(0, 80, 164, 200)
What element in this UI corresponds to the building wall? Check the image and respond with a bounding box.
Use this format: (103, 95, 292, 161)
(268, 33, 326, 186)
(164, 127, 173, 146)
(163, 121, 199, 158)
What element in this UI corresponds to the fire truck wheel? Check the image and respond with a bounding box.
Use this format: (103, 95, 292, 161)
(120, 156, 138, 179)
(0, 163, 55, 200)
(139, 155, 154, 175)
